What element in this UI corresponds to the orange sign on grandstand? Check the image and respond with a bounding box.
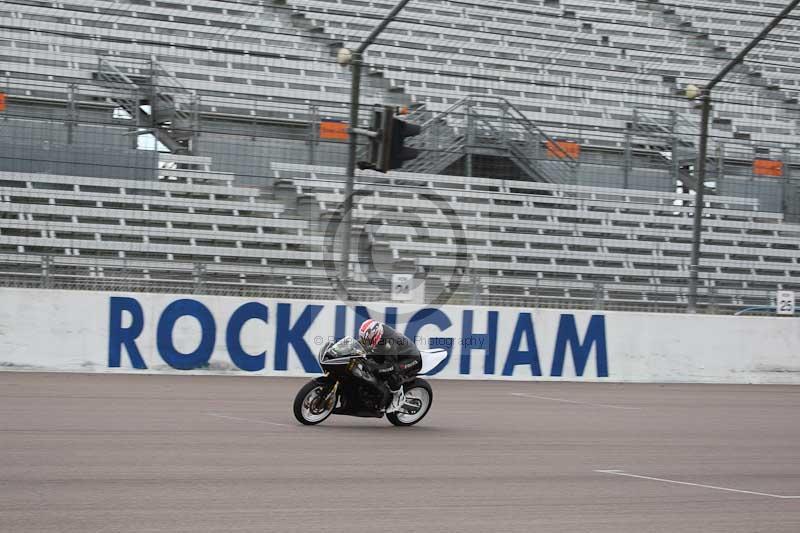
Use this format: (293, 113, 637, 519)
(753, 159, 783, 177)
(320, 120, 349, 141)
(546, 140, 580, 159)
(0, 92, 6, 112)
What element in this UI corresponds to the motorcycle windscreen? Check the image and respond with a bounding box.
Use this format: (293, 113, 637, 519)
(419, 349, 448, 374)
(321, 336, 366, 363)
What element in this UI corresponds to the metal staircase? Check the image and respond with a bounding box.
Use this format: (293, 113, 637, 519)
(402, 96, 578, 184)
(95, 57, 199, 153)
(629, 109, 719, 191)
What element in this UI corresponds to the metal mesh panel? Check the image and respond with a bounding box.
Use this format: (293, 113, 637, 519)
(0, 0, 798, 314)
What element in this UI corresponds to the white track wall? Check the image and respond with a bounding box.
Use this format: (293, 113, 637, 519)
(0, 288, 797, 384)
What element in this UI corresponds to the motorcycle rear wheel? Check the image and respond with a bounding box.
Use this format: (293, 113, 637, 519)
(293, 380, 335, 425)
(387, 378, 433, 427)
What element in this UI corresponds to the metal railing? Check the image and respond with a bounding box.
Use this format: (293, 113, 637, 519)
(0, 252, 785, 315)
(96, 56, 199, 153)
(403, 95, 578, 183)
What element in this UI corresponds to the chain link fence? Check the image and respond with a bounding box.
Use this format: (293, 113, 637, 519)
(0, 0, 799, 315)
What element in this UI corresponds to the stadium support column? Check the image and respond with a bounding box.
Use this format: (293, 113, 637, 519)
(308, 105, 319, 166)
(686, 0, 800, 313)
(340, 0, 414, 281)
(623, 123, 631, 189)
(783, 147, 798, 222)
(465, 99, 474, 177)
(341, 54, 361, 280)
(687, 93, 711, 313)
(66, 84, 77, 145)
(670, 110, 680, 190)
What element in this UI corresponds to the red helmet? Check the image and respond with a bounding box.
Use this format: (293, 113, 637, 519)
(358, 319, 384, 349)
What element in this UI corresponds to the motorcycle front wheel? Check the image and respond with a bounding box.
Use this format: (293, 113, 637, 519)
(293, 380, 335, 425)
(387, 378, 433, 427)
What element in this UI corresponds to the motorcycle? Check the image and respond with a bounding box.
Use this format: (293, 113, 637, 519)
(292, 336, 447, 427)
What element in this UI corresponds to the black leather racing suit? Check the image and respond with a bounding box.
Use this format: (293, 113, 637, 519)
(364, 324, 422, 405)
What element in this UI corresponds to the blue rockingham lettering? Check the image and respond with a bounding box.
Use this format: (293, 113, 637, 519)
(107, 297, 609, 377)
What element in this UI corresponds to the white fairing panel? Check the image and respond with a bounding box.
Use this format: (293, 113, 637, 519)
(419, 349, 448, 375)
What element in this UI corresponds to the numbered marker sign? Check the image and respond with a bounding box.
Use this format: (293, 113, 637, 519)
(392, 274, 413, 302)
(777, 291, 795, 315)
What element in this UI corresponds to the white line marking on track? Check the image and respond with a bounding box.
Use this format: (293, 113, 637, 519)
(595, 470, 800, 499)
(510, 392, 641, 410)
(206, 412, 290, 427)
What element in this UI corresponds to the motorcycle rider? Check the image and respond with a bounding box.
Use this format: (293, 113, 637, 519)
(357, 319, 422, 413)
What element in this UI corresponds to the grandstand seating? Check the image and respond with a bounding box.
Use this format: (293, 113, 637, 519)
(1, 0, 797, 146)
(286, 0, 799, 147)
(0, 0, 396, 120)
(0, 0, 798, 312)
(1, 152, 797, 310)
(0, 153, 348, 296)
(272, 162, 800, 309)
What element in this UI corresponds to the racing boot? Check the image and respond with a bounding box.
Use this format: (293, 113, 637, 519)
(385, 386, 406, 414)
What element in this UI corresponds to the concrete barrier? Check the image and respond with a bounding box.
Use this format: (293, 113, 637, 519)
(0, 288, 798, 383)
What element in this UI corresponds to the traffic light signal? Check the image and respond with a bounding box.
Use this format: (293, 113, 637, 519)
(357, 105, 421, 173)
(387, 111, 421, 171)
(359, 107, 391, 172)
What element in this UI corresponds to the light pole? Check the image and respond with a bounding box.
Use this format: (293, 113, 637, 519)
(338, 0, 413, 281)
(686, 0, 799, 313)
(686, 89, 711, 314)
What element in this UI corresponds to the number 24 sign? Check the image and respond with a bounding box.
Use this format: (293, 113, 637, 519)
(777, 291, 796, 315)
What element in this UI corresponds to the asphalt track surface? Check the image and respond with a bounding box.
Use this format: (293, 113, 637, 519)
(1, 373, 799, 533)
